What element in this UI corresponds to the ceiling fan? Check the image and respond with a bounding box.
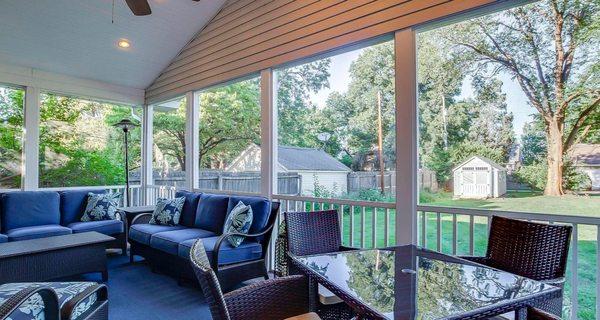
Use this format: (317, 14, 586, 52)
(124, 0, 200, 16)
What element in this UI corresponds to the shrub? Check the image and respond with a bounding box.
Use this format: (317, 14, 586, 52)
(514, 162, 547, 190)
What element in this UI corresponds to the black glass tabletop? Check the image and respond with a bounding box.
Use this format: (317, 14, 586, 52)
(292, 245, 559, 320)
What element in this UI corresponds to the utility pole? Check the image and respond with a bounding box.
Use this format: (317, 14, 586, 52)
(377, 91, 385, 194)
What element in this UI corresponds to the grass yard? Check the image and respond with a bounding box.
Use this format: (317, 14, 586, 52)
(320, 191, 600, 319)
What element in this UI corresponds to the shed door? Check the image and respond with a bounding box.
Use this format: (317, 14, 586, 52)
(461, 167, 489, 197)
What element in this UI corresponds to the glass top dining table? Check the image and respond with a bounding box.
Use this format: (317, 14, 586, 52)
(289, 245, 560, 320)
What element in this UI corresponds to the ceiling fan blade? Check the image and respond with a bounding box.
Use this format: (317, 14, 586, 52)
(124, 0, 151, 16)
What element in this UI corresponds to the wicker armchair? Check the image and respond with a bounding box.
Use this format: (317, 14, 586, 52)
(283, 210, 357, 320)
(189, 239, 319, 320)
(0, 286, 59, 320)
(461, 215, 572, 317)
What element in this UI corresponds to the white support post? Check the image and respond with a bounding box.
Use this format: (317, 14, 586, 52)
(394, 29, 418, 245)
(22, 86, 40, 190)
(260, 69, 277, 198)
(184, 91, 199, 191)
(141, 104, 153, 205)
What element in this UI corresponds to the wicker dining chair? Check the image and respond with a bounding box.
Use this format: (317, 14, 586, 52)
(283, 210, 357, 320)
(461, 215, 572, 317)
(190, 239, 319, 320)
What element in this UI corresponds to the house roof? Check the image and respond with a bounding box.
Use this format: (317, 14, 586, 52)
(278, 146, 351, 172)
(0, 0, 225, 91)
(569, 144, 600, 166)
(452, 155, 506, 172)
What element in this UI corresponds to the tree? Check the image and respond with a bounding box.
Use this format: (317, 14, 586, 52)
(198, 79, 261, 169)
(0, 87, 24, 187)
(277, 59, 331, 149)
(449, 0, 600, 195)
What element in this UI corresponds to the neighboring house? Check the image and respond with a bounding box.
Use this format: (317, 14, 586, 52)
(227, 144, 351, 195)
(453, 156, 507, 199)
(568, 144, 600, 191)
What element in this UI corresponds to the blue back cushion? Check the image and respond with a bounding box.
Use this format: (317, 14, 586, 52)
(59, 189, 106, 225)
(195, 194, 230, 233)
(175, 191, 202, 227)
(1, 191, 61, 232)
(227, 196, 271, 234)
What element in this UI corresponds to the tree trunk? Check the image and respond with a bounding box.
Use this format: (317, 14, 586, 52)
(544, 118, 564, 196)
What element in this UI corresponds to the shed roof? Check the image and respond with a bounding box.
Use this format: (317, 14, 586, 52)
(452, 155, 506, 172)
(279, 146, 351, 172)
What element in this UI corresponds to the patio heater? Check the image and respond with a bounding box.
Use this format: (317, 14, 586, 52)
(113, 119, 139, 206)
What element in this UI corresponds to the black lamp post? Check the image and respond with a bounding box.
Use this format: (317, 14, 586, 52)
(113, 119, 139, 206)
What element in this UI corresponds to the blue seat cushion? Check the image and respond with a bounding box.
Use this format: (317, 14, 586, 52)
(129, 224, 186, 245)
(195, 194, 230, 233)
(1, 191, 61, 232)
(227, 196, 271, 234)
(150, 228, 215, 255)
(178, 237, 262, 265)
(0, 282, 99, 320)
(59, 189, 106, 225)
(68, 220, 124, 236)
(175, 191, 201, 227)
(0, 234, 7, 243)
(6, 225, 72, 241)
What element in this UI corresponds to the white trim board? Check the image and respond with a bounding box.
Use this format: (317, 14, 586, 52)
(0, 62, 144, 105)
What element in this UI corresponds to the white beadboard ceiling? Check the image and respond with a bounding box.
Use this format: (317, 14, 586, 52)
(0, 0, 225, 90)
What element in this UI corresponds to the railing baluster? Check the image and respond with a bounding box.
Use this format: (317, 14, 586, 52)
(436, 212, 441, 252)
(350, 205, 355, 247)
(597, 225, 600, 320)
(384, 208, 390, 247)
(452, 214, 457, 255)
(571, 223, 578, 320)
(469, 215, 474, 255)
(421, 211, 427, 248)
(339, 204, 344, 245)
(361, 206, 366, 248)
(311, 202, 315, 212)
(372, 207, 377, 248)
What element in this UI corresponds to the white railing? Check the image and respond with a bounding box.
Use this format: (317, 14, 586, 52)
(39, 185, 143, 207)
(417, 205, 600, 320)
(140, 187, 597, 319)
(146, 184, 178, 204)
(270, 194, 598, 320)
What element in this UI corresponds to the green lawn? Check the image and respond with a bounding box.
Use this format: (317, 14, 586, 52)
(311, 191, 600, 319)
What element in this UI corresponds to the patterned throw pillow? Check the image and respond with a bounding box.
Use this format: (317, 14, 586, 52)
(149, 197, 185, 226)
(223, 201, 253, 248)
(81, 193, 121, 222)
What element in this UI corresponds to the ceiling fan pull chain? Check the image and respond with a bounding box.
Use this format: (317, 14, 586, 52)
(112, 0, 115, 24)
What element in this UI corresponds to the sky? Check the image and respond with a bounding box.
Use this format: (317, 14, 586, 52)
(308, 47, 537, 141)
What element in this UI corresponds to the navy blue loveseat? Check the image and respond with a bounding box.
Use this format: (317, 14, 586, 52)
(0, 190, 127, 253)
(129, 191, 280, 290)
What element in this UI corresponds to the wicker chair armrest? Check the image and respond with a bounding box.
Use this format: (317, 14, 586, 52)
(224, 275, 309, 319)
(61, 284, 108, 320)
(115, 210, 128, 231)
(211, 225, 275, 270)
(458, 256, 490, 265)
(0, 286, 59, 320)
(131, 212, 153, 225)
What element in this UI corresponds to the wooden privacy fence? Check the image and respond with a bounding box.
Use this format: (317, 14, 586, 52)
(347, 169, 438, 193)
(132, 171, 301, 195)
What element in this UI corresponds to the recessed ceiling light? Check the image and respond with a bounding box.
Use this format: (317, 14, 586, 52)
(117, 39, 131, 49)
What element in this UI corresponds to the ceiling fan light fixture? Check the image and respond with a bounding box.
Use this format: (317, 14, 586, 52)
(117, 39, 131, 49)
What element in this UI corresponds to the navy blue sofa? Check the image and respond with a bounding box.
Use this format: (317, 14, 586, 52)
(129, 191, 280, 291)
(0, 190, 127, 253)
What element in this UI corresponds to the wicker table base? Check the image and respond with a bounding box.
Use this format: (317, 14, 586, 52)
(0, 232, 114, 284)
